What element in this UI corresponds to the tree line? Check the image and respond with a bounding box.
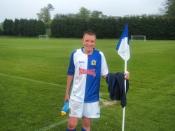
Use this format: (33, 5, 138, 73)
(51, 16, 175, 40)
(1, 16, 175, 39)
(1, 19, 45, 37)
(0, 0, 175, 39)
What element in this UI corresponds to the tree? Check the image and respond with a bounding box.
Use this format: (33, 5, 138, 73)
(3, 19, 14, 35)
(165, 0, 175, 17)
(77, 7, 91, 19)
(0, 23, 3, 35)
(0, 28, 2, 35)
(37, 3, 54, 27)
(14, 19, 20, 35)
(91, 11, 103, 18)
(53, 7, 109, 20)
(2, 19, 45, 37)
(54, 14, 77, 19)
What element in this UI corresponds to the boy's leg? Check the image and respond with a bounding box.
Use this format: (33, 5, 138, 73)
(82, 101, 100, 131)
(67, 117, 78, 130)
(67, 99, 84, 130)
(66, 128, 76, 131)
(82, 116, 91, 131)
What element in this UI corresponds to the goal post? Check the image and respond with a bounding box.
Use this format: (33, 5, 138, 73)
(131, 35, 146, 41)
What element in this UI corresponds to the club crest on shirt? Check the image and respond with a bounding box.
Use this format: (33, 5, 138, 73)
(91, 60, 96, 66)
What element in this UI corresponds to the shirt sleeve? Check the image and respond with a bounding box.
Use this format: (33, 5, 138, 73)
(100, 52, 109, 76)
(67, 51, 75, 75)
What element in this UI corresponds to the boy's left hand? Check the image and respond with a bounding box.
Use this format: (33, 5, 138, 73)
(124, 71, 129, 79)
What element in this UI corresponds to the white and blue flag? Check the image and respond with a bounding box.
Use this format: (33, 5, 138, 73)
(116, 24, 130, 61)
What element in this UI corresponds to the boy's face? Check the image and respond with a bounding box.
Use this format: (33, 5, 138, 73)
(82, 34, 96, 54)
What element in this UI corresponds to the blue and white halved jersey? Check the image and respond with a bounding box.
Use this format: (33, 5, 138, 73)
(67, 48, 109, 103)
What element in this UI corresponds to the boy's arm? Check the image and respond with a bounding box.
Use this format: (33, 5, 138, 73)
(64, 75, 73, 101)
(102, 71, 129, 80)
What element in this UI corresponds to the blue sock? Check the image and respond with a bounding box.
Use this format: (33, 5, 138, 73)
(82, 128, 86, 131)
(66, 128, 76, 131)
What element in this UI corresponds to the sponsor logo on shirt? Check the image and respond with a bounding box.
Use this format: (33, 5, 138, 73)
(79, 68, 96, 77)
(79, 61, 84, 63)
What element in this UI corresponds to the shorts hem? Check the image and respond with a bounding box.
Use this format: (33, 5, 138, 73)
(69, 114, 82, 118)
(83, 115, 100, 118)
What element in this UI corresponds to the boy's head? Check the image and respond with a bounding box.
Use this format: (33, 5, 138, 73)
(82, 30, 96, 54)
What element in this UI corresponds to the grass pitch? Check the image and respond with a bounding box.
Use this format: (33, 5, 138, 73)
(0, 37, 175, 131)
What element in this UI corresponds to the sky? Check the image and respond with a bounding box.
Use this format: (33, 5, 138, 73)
(0, 0, 166, 22)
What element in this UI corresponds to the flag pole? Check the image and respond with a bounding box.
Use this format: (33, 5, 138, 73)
(116, 23, 130, 131)
(122, 60, 127, 131)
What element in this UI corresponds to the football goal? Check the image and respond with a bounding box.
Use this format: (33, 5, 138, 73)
(38, 35, 49, 39)
(131, 35, 146, 41)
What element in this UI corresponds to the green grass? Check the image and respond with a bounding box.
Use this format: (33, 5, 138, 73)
(0, 37, 175, 131)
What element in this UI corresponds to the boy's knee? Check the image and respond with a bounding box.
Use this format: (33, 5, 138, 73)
(68, 121, 77, 129)
(68, 117, 78, 129)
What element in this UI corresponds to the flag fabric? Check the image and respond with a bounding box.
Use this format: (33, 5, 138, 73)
(116, 24, 130, 61)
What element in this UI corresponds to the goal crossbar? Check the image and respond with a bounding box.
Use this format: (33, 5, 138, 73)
(38, 35, 49, 39)
(131, 35, 146, 41)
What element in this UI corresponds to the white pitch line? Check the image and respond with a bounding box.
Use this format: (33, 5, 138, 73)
(38, 99, 117, 131)
(0, 72, 62, 87)
(0, 72, 116, 131)
(38, 119, 68, 131)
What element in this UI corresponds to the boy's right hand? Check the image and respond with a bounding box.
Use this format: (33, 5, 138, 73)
(60, 100, 69, 116)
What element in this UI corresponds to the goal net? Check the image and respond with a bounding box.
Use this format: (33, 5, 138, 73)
(38, 35, 49, 39)
(131, 35, 146, 41)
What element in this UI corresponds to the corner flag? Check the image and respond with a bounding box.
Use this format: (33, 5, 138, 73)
(116, 24, 130, 131)
(116, 24, 130, 61)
